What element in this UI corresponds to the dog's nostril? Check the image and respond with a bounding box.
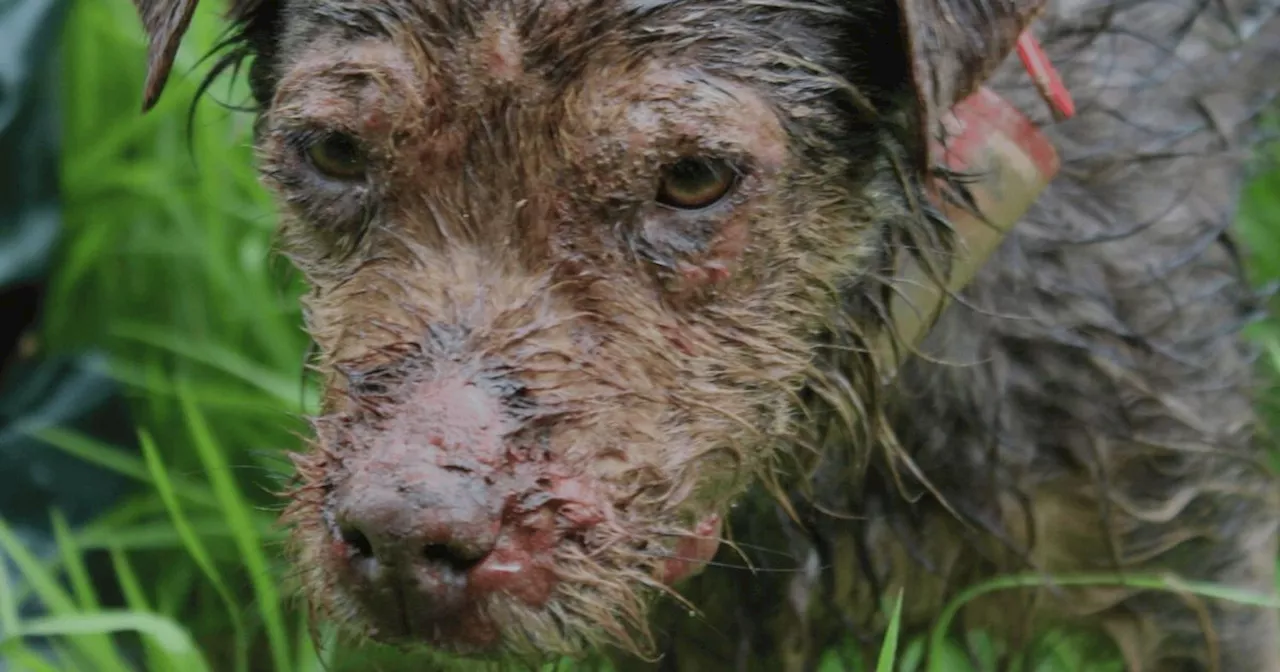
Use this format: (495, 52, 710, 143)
(423, 542, 485, 572)
(333, 489, 498, 577)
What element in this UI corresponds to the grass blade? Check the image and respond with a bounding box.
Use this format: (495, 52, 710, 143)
(0, 519, 128, 671)
(0, 538, 16, 638)
(75, 519, 284, 552)
(138, 428, 250, 672)
(49, 513, 100, 613)
(32, 426, 218, 509)
(110, 547, 179, 672)
(107, 547, 151, 614)
(927, 572, 1280, 672)
(0, 647, 65, 672)
(876, 589, 904, 672)
(8, 611, 211, 672)
(178, 384, 293, 672)
(114, 324, 300, 404)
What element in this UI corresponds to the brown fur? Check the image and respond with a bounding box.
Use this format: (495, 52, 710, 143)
(128, 0, 1280, 669)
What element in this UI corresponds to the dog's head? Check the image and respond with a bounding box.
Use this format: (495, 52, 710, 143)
(130, 0, 1041, 661)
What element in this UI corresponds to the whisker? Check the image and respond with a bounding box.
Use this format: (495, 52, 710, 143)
(637, 550, 823, 575)
(648, 532, 801, 561)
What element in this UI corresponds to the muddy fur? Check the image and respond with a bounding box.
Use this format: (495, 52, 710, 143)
(128, 0, 1280, 669)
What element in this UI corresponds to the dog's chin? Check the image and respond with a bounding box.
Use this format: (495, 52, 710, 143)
(314, 511, 726, 661)
(337, 569, 644, 661)
(359, 600, 503, 655)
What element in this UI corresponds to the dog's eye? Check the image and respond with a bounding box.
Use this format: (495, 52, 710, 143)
(305, 133, 368, 181)
(656, 158, 737, 210)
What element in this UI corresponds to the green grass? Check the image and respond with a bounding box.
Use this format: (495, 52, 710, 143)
(1, 0, 1278, 670)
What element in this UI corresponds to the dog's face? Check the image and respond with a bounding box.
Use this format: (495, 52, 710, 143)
(267, 3, 898, 656)
(130, 0, 1039, 661)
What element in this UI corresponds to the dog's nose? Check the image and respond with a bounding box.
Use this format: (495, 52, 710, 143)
(332, 460, 501, 613)
(329, 375, 513, 618)
(336, 466, 497, 566)
(325, 373, 573, 644)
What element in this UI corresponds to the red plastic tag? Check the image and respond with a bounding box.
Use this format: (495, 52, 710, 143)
(1016, 31, 1076, 121)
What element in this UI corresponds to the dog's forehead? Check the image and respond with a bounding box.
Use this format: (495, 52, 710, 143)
(269, 0, 702, 103)
(278, 0, 671, 55)
(265, 0, 790, 132)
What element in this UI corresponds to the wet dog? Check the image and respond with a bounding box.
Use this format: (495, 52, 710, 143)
(128, 0, 1280, 669)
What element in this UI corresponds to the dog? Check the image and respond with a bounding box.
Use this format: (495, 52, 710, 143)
(128, 0, 1280, 669)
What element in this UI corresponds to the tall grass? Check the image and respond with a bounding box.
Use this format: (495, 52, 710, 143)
(1, 0, 1277, 670)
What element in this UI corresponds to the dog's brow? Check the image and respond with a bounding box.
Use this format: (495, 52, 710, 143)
(622, 0, 679, 11)
(299, 0, 446, 39)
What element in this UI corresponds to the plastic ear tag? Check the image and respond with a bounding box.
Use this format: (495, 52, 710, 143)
(873, 86, 1062, 379)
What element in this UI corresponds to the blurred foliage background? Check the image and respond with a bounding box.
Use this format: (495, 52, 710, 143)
(0, 0, 1277, 670)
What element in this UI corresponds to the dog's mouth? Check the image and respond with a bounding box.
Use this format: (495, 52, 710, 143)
(320, 480, 725, 655)
(323, 500, 562, 652)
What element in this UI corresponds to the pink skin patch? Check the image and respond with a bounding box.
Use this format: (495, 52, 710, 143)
(467, 473, 613, 607)
(467, 509, 559, 606)
(667, 214, 752, 300)
(660, 513, 723, 585)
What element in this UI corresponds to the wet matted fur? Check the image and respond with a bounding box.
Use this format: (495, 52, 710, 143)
(127, 0, 1280, 670)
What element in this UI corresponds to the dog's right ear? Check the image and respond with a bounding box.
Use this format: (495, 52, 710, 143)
(131, 0, 271, 112)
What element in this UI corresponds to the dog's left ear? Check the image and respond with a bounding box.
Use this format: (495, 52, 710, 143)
(131, 0, 270, 112)
(132, 0, 200, 111)
(896, 0, 1049, 168)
